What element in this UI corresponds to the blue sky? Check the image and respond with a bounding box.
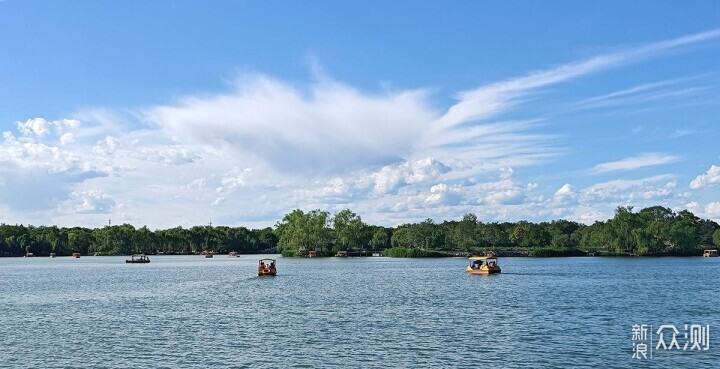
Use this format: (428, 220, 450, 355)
(1, 1, 719, 228)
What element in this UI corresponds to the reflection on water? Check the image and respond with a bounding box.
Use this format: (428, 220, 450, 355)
(0, 256, 718, 368)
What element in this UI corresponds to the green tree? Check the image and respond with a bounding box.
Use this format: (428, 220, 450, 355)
(370, 229, 389, 250)
(451, 213, 480, 251)
(333, 209, 365, 251)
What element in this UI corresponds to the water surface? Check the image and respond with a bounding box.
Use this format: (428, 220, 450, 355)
(1, 256, 718, 368)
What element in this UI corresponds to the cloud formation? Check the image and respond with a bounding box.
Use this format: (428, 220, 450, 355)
(690, 165, 720, 189)
(145, 77, 437, 174)
(589, 153, 680, 174)
(2, 29, 720, 227)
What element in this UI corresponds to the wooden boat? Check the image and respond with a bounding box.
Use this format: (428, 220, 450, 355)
(126, 254, 150, 264)
(308, 250, 317, 258)
(71, 252, 81, 259)
(703, 249, 719, 257)
(335, 251, 347, 257)
(466, 253, 501, 275)
(258, 258, 276, 276)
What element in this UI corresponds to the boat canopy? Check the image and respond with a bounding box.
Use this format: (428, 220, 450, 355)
(469, 256, 496, 261)
(259, 258, 276, 262)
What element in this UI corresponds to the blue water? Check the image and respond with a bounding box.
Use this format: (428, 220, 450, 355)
(0, 256, 718, 368)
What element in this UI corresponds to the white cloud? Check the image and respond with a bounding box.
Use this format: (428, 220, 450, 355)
(17, 118, 52, 138)
(705, 202, 720, 216)
(686, 201, 701, 213)
(59, 133, 76, 145)
(479, 167, 527, 205)
(569, 77, 708, 113)
(92, 136, 120, 156)
(135, 145, 201, 165)
(145, 76, 438, 174)
(425, 183, 463, 206)
(71, 190, 116, 214)
(580, 211, 604, 224)
(433, 29, 720, 134)
(554, 183, 576, 198)
(589, 153, 680, 173)
(183, 177, 207, 190)
(669, 129, 696, 138)
(211, 197, 226, 206)
(582, 175, 677, 202)
(372, 158, 450, 195)
(4, 29, 720, 228)
(690, 165, 720, 189)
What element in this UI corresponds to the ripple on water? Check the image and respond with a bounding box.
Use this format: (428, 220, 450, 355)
(0, 256, 719, 368)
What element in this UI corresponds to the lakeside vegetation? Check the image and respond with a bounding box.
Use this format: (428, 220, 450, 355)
(1, 206, 719, 257)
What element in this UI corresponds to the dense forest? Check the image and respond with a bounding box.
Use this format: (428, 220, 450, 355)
(0, 224, 277, 257)
(1, 206, 719, 257)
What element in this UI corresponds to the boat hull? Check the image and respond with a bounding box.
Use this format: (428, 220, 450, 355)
(126, 260, 150, 264)
(466, 268, 501, 275)
(258, 271, 276, 276)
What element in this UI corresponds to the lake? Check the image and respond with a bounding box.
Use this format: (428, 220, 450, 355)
(0, 255, 718, 368)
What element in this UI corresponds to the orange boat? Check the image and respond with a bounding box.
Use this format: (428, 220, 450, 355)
(258, 258, 277, 276)
(466, 253, 501, 275)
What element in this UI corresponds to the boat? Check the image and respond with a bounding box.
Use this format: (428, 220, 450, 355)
(126, 254, 151, 264)
(703, 249, 719, 257)
(335, 251, 347, 257)
(204, 251, 214, 258)
(24, 253, 34, 257)
(228, 252, 239, 258)
(49, 253, 56, 258)
(71, 252, 81, 259)
(466, 253, 501, 275)
(308, 250, 317, 258)
(258, 258, 277, 276)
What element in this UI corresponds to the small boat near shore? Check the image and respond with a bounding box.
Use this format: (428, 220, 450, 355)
(335, 251, 347, 257)
(466, 253, 501, 275)
(704, 249, 719, 257)
(126, 254, 150, 264)
(258, 258, 276, 276)
(228, 252, 238, 258)
(71, 253, 81, 259)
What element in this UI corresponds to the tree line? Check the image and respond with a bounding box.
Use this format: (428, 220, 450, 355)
(275, 206, 720, 256)
(1, 205, 719, 257)
(0, 224, 277, 257)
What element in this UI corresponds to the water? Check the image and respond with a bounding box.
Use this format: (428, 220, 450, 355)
(1, 256, 718, 368)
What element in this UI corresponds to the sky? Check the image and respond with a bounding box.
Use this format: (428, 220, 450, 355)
(0, 0, 719, 229)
